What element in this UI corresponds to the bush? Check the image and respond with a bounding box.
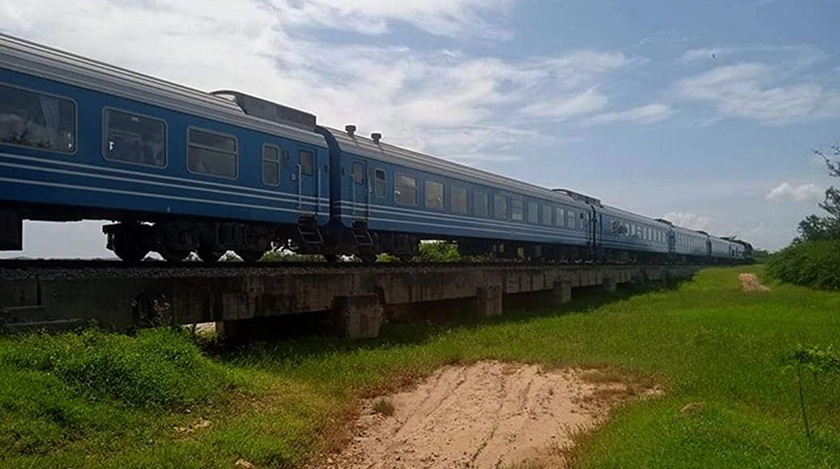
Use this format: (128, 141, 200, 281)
(766, 239, 840, 290)
(0, 328, 235, 410)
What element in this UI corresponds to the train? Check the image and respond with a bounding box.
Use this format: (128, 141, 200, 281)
(0, 34, 753, 264)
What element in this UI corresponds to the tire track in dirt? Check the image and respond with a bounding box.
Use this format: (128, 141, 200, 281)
(311, 361, 661, 469)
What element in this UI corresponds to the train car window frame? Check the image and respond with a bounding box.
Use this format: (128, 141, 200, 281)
(527, 201, 539, 224)
(451, 185, 468, 214)
(541, 204, 552, 226)
(395, 173, 418, 206)
(555, 207, 565, 227)
(261, 143, 282, 186)
(186, 126, 239, 179)
(0, 82, 78, 155)
(299, 149, 315, 176)
(425, 180, 445, 210)
(475, 191, 489, 218)
(495, 194, 508, 220)
(102, 107, 167, 168)
(352, 161, 365, 185)
(511, 197, 524, 221)
(374, 169, 386, 198)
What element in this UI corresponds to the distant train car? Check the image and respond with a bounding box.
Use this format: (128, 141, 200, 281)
(595, 204, 671, 262)
(316, 126, 595, 261)
(0, 34, 330, 262)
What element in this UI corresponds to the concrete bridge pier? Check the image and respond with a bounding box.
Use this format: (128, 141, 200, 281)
(553, 281, 573, 304)
(476, 286, 503, 317)
(331, 295, 383, 339)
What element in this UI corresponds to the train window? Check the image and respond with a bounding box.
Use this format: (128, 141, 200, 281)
(374, 169, 386, 198)
(451, 186, 468, 214)
(567, 210, 576, 229)
(425, 180, 444, 210)
(103, 109, 166, 167)
(187, 128, 237, 178)
(542, 204, 552, 226)
(353, 162, 364, 185)
(261, 144, 282, 186)
(395, 174, 417, 205)
(0, 83, 76, 154)
(475, 191, 489, 217)
(511, 198, 524, 221)
(495, 194, 507, 220)
(299, 150, 314, 176)
(555, 208, 565, 227)
(527, 201, 539, 224)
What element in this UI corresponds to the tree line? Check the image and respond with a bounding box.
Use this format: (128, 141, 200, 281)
(767, 145, 840, 290)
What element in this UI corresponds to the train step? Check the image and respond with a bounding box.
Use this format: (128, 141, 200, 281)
(352, 226, 374, 246)
(297, 219, 323, 245)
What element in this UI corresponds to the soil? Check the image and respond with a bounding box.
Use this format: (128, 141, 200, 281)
(738, 273, 771, 292)
(310, 361, 661, 469)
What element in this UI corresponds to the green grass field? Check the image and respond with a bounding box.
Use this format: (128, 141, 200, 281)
(1, 266, 839, 468)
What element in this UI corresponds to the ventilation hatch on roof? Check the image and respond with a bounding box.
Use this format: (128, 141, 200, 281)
(211, 90, 316, 131)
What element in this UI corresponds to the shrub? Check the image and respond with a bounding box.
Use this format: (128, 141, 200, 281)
(766, 239, 840, 290)
(0, 328, 235, 410)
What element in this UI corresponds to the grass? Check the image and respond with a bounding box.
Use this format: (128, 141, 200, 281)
(371, 398, 395, 416)
(1, 266, 839, 468)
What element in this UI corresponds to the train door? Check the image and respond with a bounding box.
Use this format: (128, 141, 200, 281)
(296, 148, 319, 215)
(667, 229, 676, 256)
(706, 239, 712, 258)
(589, 208, 602, 248)
(350, 159, 369, 219)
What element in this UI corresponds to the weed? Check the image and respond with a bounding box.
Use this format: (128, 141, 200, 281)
(372, 398, 395, 416)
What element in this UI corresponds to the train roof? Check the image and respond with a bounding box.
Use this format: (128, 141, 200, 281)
(598, 204, 669, 227)
(323, 126, 589, 206)
(0, 33, 325, 146)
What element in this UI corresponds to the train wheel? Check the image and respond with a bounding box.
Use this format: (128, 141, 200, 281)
(114, 235, 149, 264)
(236, 250, 264, 263)
(198, 247, 223, 263)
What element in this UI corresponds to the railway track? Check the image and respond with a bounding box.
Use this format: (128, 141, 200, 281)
(0, 257, 662, 282)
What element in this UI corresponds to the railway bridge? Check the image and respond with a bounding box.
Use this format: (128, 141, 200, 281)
(0, 262, 701, 341)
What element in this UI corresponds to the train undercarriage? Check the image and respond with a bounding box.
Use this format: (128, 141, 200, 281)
(1, 203, 749, 265)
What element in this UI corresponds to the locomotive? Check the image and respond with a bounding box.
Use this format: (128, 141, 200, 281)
(0, 34, 752, 264)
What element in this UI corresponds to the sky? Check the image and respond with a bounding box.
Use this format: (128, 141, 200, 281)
(1, 0, 839, 257)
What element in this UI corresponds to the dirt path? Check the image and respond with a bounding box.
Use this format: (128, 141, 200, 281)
(311, 361, 660, 469)
(739, 273, 771, 292)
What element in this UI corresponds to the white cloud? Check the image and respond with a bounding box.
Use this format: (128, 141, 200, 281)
(677, 63, 840, 125)
(278, 0, 518, 39)
(676, 44, 828, 69)
(520, 88, 608, 119)
(677, 48, 725, 64)
(0, 0, 636, 164)
(584, 103, 672, 125)
(766, 182, 824, 202)
(661, 212, 713, 231)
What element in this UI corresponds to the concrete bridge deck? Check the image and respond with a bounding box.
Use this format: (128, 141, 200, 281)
(0, 262, 701, 340)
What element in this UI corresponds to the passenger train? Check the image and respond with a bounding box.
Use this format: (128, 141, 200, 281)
(0, 34, 753, 264)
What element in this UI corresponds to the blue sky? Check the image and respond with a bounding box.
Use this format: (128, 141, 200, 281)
(1, 0, 839, 257)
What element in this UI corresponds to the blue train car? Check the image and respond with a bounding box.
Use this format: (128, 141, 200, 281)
(0, 34, 329, 262)
(595, 204, 671, 261)
(317, 126, 594, 261)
